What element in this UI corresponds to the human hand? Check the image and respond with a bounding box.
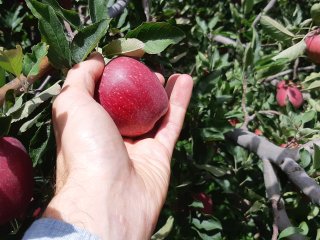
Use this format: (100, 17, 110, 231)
(43, 53, 193, 240)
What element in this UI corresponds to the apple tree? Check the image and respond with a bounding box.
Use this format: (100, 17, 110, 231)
(1, 0, 320, 239)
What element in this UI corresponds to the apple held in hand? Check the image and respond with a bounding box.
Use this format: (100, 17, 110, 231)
(95, 56, 169, 137)
(0, 137, 34, 225)
(305, 33, 320, 64)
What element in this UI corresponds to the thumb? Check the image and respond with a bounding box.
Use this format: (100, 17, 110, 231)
(63, 52, 105, 96)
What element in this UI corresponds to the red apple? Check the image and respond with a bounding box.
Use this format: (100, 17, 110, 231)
(276, 81, 304, 109)
(95, 56, 169, 137)
(287, 86, 304, 109)
(0, 137, 34, 225)
(276, 80, 288, 107)
(305, 34, 320, 64)
(192, 192, 213, 215)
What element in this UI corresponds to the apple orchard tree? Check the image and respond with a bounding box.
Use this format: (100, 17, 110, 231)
(2, 0, 320, 239)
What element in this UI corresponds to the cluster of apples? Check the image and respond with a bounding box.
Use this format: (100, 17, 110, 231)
(276, 80, 304, 109)
(275, 31, 320, 109)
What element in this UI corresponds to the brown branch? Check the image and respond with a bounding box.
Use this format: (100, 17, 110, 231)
(63, 20, 75, 40)
(226, 128, 320, 205)
(241, 73, 249, 129)
(252, 0, 277, 27)
(293, 58, 299, 80)
(262, 158, 305, 240)
(211, 35, 239, 47)
(0, 57, 51, 106)
(142, 0, 151, 22)
(246, 110, 281, 125)
(262, 66, 315, 83)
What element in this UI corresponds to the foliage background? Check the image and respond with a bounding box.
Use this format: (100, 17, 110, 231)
(1, 0, 320, 239)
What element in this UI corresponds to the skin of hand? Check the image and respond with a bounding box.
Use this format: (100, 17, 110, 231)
(43, 53, 193, 240)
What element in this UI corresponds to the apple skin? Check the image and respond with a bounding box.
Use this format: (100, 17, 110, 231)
(276, 80, 288, 107)
(193, 192, 213, 215)
(305, 34, 320, 64)
(0, 137, 34, 225)
(276, 80, 304, 109)
(95, 56, 169, 137)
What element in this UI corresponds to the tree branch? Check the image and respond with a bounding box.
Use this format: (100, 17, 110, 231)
(262, 158, 305, 240)
(142, 0, 151, 22)
(108, 0, 130, 18)
(262, 66, 315, 83)
(211, 35, 238, 47)
(226, 128, 320, 205)
(252, 0, 277, 27)
(0, 57, 51, 106)
(241, 73, 249, 129)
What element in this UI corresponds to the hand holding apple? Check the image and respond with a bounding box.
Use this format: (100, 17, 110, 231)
(43, 53, 193, 239)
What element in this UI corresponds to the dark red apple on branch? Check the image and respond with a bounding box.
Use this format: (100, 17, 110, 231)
(95, 56, 169, 137)
(0, 137, 34, 225)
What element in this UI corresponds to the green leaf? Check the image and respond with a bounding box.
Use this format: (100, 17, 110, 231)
(260, 15, 295, 43)
(18, 111, 42, 134)
(244, 0, 254, 15)
(303, 72, 320, 83)
(299, 148, 311, 168)
(42, 0, 81, 29)
(23, 42, 48, 77)
(311, 3, 320, 25)
(29, 123, 53, 166)
(200, 127, 225, 141)
(299, 221, 309, 235)
(26, 0, 71, 68)
(0, 115, 12, 137)
(195, 164, 227, 177)
(278, 227, 304, 239)
(306, 80, 320, 90)
(272, 40, 306, 62)
(301, 110, 316, 124)
(103, 38, 145, 57)
(0, 67, 5, 87)
(313, 144, 320, 170)
(126, 22, 185, 54)
(0, 45, 23, 77)
(192, 218, 222, 231)
(71, 19, 111, 63)
(243, 42, 253, 69)
(8, 82, 61, 122)
(151, 216, 174, 240)
(89, 0, 110, 23)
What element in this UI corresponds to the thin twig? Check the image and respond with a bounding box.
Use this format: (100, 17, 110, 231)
(252, 0, 277, 27)
(262, 66, 315, 83)
(293, 58, 299, 80)
(247, 110, 281, 124)
(211, 34, 239, 47)
(0, 57, 51, 106)
(142, 0, 151, 22)
(241, 73, 249, 129)
(35, 75, 52, 96)
(64, 20, 75, 41)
